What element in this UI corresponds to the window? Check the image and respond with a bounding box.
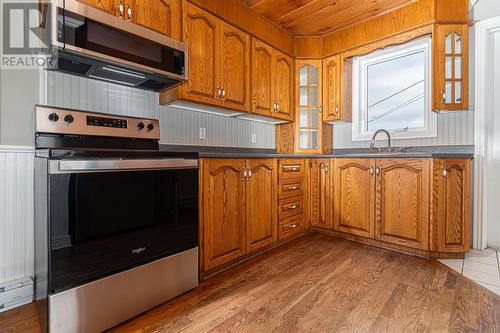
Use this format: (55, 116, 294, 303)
(352, 37, 436, 141)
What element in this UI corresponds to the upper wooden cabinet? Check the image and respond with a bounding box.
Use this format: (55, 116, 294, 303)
(132, 0, 181, 40)
(77, 0, 181, 39)
(202, 159, 247, 271)
(219, 21, 251, 112)
(77, 0, 117, 15)
(375, 159, 430, 251)
(322, 55, 352, 122)
(251, 39, 294, 121)
(310, 159, 333, 229)
(432, 158, 471, 253)
(251, 39, 275, 117)
(433, 24, 469, 111)
(333, 158, 375, 238)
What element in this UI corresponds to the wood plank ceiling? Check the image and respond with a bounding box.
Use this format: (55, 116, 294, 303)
(240, 0, 416, 36)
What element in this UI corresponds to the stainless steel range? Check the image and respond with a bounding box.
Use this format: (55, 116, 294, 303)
(34, 105, 199, 333)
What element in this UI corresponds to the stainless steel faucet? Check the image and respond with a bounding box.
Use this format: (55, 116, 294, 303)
(370, 129, 391, 152)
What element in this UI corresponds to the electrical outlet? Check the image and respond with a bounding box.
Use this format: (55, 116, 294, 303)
(199, 127, 206, 140)
(251, 133, 257, 144)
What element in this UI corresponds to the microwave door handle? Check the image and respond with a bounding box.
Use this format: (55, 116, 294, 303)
(55, 159, 198, 173)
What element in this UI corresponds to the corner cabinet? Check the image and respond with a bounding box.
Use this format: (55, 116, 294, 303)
(322, 55, 352, 122)
(310, 159, 333, 229)
(433, 24, 469, 111)
(201, 158, 277, 272)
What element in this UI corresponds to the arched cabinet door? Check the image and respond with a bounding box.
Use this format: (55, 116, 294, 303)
(251, 39, 275, 116)
(132, 0, 181, 40)
(274, 51, 294, 121)
(374, 159, 430, 250)
(182, 2, 220, 105)
(202, 159, 247, 271)
(311, 159, 333, 229)
(246, 159, 277, 253)
(333, 158, 375, 238)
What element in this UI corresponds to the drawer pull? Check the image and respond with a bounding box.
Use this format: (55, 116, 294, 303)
(283, 165, 301, 172)
(285, 185, 298, 190)
(285, 204, 299, 210)
(286, 224, 298, 229)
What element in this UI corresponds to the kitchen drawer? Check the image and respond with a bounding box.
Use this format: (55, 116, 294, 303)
(279, 159, 305, 179)
(279, 215, 305, 240)
(279, 196, 303, 219)
(278, 178, 303, 199)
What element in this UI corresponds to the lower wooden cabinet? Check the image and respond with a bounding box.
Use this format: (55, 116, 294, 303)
(202, 158, 277, 271)
(310, 159, 333, 229)
(375, 159, 430, 251)
(246, 159, 278, 253)
(431, 158, 471, 252)
(333, 158, 375, 238)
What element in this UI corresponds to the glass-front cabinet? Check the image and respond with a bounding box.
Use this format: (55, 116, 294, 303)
(433, 24, 468, 111)
(296, 60, 323, 153)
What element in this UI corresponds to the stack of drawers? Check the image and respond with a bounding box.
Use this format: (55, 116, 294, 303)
(278, 159, 306, 240)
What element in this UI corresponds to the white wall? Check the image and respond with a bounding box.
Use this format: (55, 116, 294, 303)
(471, 0, 500, 21)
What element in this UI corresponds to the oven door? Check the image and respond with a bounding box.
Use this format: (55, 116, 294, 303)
(48, 158, 198, 294)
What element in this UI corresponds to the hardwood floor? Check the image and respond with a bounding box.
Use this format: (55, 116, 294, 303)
(1, 233, 499, 333)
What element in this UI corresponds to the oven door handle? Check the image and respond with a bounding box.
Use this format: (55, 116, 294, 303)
(54, 158, 198, 173)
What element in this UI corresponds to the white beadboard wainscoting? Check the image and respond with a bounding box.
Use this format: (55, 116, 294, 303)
(332, 111, 475, 148)
(42, 71, 276, 149)
(0, 146, 35, 284)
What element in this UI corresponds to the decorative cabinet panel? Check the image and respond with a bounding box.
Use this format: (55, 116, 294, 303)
(246, 159, 278, 253)
(76, 0, 117, 15)
(375, 159, 430, 251)
(251, 39, 275, 117)
(220, 21, 251, 112)
(433, 24, 468, 111)
(182, 2, 220, 105)
(202, 159, 246, 271)
(132, 0, 181, 39)
(295, 60, 323, 153)
(432, 159, 471, 252)
(333, 158, 375, 238)
(322, 55, 341, 122)
(311, 159, 333, 229)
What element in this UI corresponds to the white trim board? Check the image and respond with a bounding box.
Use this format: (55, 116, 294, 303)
(473, 16, 500, 249)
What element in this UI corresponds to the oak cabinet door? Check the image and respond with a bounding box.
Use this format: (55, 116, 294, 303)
(333, 159, 375, 238)
(433, 159, 470, 252)
(274, 51, 294, 121)
(132, 0, 181, 39)
(76, 0, 117, 15)
(182, 2, 220, 105)
(322, 55, 341, 122)
(203, 159, 246, 270)
(246, 159, 277, 253)
(375, 159, 430, 250)
(219, 22, 251, 112)
(251, 38, 275, 116)
(311, 159, 333, 229)
(433, 24, 468, 111)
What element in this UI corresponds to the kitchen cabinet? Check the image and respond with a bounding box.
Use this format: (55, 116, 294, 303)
(246, 159, 278, 253)
(433, 24, 469, 111)
(77, 0, 181, 40)
(202, 158, 277, 271)
(333, 158, 375, 238)
(310, 159, 333, 229)
(251, 39, 294, 121)
(322, 54, 352, 122)
(132, 0, 181, 40)
(432, 158, 471, 252)
(202, 159, 246, 271)
(76, 0, 117, 15)
(375, 159, 430, 251)
(181, 2, 220, 106)
(295, 60, 323, 153)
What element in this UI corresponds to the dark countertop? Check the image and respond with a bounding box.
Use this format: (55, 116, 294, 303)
(159, 144, 474, 159)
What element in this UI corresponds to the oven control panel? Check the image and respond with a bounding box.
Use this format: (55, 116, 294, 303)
(35, 105, 160, 140)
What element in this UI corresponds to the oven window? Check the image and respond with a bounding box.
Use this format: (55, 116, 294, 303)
(58, 9, 185, 76)
(49, 169, 198, 293)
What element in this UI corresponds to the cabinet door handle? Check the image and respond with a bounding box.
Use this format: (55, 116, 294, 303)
(441, 90, 446, 104)
(443, 169, 448, 178)
(221, 87, 225, 98)
(248, 169, 252, 178)
(370, 167, 374, 175)
(376, 167, 380, 176)
(276, 103, 280, 111)
(126, 5, 132, 20)
(242, 169, 247, 181)
(325, 164, 329, 173)
(335, 105, 339, 114)
(217, 88, 221, 98)
(118, 0, 124, 17)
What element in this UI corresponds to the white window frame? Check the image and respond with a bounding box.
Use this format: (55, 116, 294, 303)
(352, 36, 436, 141)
